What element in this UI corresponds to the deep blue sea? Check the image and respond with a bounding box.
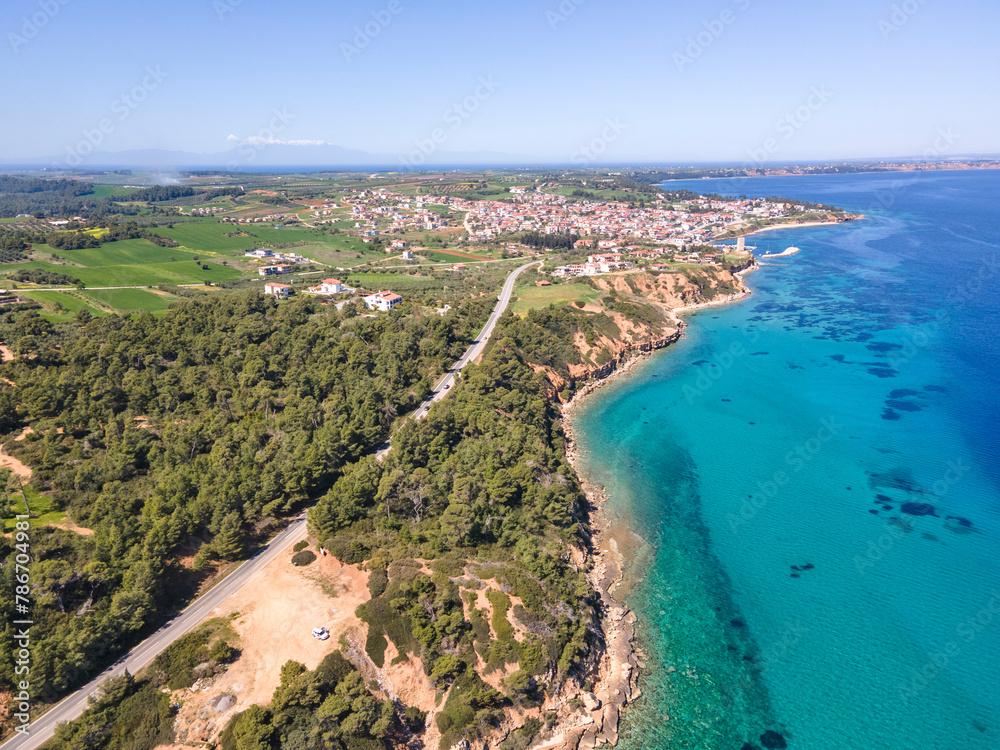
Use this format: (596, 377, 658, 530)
(571, 170, 1000, 749)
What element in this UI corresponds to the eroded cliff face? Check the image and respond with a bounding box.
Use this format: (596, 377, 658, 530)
(535, 265, 753, 396)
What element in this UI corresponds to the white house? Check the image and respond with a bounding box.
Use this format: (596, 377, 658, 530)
(319, 278, 344, 294)
(364, 290, 403, 312)
(264, 282, 292, 298)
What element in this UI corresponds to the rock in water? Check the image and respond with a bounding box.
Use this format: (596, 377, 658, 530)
(760, 730, 788, 749)
(901, 502, 937, 517)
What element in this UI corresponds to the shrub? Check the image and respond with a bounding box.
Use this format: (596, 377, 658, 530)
(291, 550, 316, 567)
(293, 540, 309, 553)
(367, 565, 388, 598)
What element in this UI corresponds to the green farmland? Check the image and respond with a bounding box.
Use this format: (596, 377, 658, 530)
(512, 282, 602, 313)
(3, 238, 243, 286)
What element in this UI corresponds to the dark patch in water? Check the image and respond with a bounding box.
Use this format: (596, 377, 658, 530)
(761, 730, 788, 749)
(869, 367, 899, 379)
(867, 341, 904, 353)
(730, 619, 746, 628)
(722, 398, 731, 402)
(750, 352, 770, 356)
(742, 744, 763, 750)
(692, 360, 709, 366)
(882, 505, 893, 511)
(869, 468, 922, 494)
(946, 515, 973, 528)
(921, 533, 939, 541)
(890, 389, 920, 398)
(902, 502, 937, 517)
(876, 494, 893, 503)
(924, 384, 947, 392)
(869, 509, 880, 515)
(881, 409, 901, 421)
(790, 573, 800, 578)
(886, 399, 923, 412)
(749, 422, 756, 425)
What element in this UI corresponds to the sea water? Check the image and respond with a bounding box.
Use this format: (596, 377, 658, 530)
(570, 170, 1000, 749)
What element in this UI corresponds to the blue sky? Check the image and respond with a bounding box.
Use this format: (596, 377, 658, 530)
(3, 0, 998, 163)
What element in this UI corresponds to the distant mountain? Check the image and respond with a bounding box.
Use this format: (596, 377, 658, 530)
(2, 143, 546, 171)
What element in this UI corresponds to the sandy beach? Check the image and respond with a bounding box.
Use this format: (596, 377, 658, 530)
(744, 219, 846, 236)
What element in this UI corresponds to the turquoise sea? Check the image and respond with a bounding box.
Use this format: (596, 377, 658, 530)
(570, 170, 1000, 749)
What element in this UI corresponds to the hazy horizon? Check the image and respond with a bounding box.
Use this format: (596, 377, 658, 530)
(4, 0, 998, 166)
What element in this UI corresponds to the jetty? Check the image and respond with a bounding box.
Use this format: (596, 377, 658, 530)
(761, 246, 801, 259)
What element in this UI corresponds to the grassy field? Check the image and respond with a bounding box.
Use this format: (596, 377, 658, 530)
(2, 482, 66, 533)
(3, 238, 243, 286)
(344, 273, 441, 291)
(83, 288, 174, 313)
(512, 282, 602, 313)
(25, 291, 108, 321)
(155, 221, 302, 254)
(88, 185, 139, 198)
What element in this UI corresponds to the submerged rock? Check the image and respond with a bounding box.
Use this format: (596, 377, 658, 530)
(761, 730, 788, 748)
(901, 502, 938, 517)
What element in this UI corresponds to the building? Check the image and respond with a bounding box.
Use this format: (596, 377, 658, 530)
(402, 249, 415, 260)
(319, 278, 344, 294)
(364, 290, 403, 312)
(259, 265, 292, 277)
(264, 282, 292, 298)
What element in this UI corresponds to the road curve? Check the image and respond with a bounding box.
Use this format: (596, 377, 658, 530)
(375, 259, 540, 459)
(2, 259, 540, 750)
(1, 517, 309, 750)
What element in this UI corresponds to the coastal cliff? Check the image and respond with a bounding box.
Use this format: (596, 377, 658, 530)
(530, 263, 753, 401)
(510, 263, 753, 749)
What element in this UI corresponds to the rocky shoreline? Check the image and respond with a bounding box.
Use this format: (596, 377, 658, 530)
(544, 282, 757, 748)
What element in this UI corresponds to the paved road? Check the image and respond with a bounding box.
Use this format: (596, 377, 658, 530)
(1, 259, 540, 748)
(1, 516, 309, 750)
(375, 259, 541, 460)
